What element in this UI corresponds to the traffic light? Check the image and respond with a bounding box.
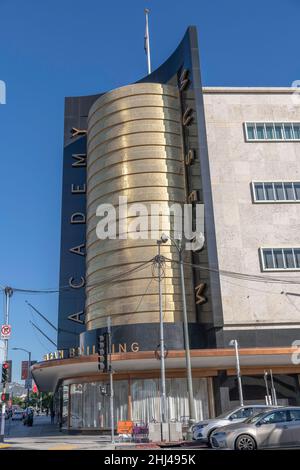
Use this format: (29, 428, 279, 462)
(1, 361, 12, 384)
(0, 393, 9, 403)
(1, 362, 9, 384)
(97, 333, 110, 373)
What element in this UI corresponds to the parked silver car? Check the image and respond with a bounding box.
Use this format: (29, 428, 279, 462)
(191, 405, 275, 443)
(211, 407, 300, 450)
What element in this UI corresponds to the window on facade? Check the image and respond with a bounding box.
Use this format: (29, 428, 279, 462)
(245, 122, 300, 141)
(261, 248, 300, 270)
(252, 182, 300, 202)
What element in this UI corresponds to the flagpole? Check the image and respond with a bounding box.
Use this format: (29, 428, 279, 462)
(145, 8, 151, 75)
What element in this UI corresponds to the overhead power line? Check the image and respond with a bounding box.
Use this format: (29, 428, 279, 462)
(26, 301, 78, 336)
(164, 257, 300, 286)
(0, 259, 154, 295)
(29, 321, 57, 348)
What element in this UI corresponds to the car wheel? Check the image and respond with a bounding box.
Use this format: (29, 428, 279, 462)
(235, 434, 256, 451)
(207, 429, 217, 448)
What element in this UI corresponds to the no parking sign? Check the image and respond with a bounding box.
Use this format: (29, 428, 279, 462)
(1, 324, 11, 339)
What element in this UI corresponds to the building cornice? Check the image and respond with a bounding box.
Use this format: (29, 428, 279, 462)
(203, 86, 298, 94)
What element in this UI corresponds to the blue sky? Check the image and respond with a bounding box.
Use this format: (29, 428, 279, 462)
(0, 0, 299, 382)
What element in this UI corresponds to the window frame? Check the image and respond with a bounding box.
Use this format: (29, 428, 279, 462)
(245, 122, 300, 142)
(251, 181, 300, 203)
(260, 247, 300, 272)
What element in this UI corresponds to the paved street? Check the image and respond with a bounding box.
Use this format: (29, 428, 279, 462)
(0, 416, 208, 450)
(1, 415, 115, 450)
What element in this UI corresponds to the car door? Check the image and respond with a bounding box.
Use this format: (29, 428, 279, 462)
(256, 410, 292, 448)
(287, 409, 300, 446)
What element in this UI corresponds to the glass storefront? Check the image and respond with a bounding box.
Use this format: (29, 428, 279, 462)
(65, 377, 209, 429)
(69, 381, 128, 429)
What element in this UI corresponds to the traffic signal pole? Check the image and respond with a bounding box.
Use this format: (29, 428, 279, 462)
(0, 287, 13, 442)
(107, 318, 114, 445)
(97, 318, 114, 444)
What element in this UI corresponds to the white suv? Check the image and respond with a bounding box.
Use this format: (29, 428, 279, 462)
(192, 405, 276, 444)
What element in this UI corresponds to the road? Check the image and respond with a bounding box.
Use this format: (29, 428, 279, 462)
(1, 416, 208, 450)
(1, 415, 115, 450)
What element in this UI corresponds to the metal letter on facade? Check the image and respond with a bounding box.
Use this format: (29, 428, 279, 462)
(67, 310, 85, 324)
(182, 107, 194, 126)
(69, 244, 85, 256)
(195, 283, 207, 305)
(72, 154, 87, 167)
(187, 190, 199, 204)
(68, 277, 85, 289)
(70, 213, 86, 224)
(71, 128, 87, 138)
(179, 69, 190, 92)
(185, 149, 196, 166)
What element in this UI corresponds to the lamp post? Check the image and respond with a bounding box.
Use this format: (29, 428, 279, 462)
(160, 234, 197, 425)
(0, 286, 13, 442)
(161, 234, 200, 425)
(156, 239, 167, 433)
(12, 348, 31, 407)
(229, 339, 244, 406)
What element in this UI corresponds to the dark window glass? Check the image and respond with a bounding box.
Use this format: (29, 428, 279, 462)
(254, 183, 265, 201)
(263, 250, 274, 269)
(284, 124, 293, 139)
(242, 408, 254, 418)
(261, 410, 289, 424)
(230, 408, 245, 420)
(264, 183, 274, 200)
(284, 249, 295, 269)
(256, 125, 265, 139)
(273, 249, 284, 269)
(275, 125, 283, 139)
(284, 183, 295, 200)
(294, 183, 300, 200)
(290, 409, 300, 421)
(247, 124, 255, 139)
(266, 125, 274, 139)
(274, 183, 285, 200)
(293, 124, 300, 139)
(294, 249, 300, 268)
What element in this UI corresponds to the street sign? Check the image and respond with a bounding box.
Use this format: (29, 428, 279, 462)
(21, 360, 36, 380)
(1, 324, 11, 339)
(24, 378, 32, 389)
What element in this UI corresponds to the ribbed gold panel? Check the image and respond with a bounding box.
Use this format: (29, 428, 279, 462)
(86, 83, 196, 329)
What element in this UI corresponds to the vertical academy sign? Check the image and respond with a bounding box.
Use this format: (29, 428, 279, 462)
(57, 94, 102, 350)
(57, 125, 87, 349)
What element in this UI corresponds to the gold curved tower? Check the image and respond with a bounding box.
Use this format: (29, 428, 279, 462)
(85, 83, 196, 330)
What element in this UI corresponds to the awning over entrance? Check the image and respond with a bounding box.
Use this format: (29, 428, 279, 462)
(32, 347, 300, 392)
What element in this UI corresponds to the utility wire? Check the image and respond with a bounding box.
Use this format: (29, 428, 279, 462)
(26, 301, 78, 336)
(29, 321, 57, 348)
(163, 257, 300, 286)
(1, 259, 155, 295)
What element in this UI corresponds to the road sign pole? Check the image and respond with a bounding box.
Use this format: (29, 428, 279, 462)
(0, 287, 13, 442)
(107, 317, 114, 444)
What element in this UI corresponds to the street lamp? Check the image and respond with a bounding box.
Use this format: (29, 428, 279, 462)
(229, 339, 244, 406)
(160, 233, 198, 425)
(12, 348, 31, 407)
(156, 238, 168, 433)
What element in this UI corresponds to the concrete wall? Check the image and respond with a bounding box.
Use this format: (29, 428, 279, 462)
(203, 88, 300, 329)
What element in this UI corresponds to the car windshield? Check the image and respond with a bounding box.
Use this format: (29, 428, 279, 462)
(216, 409, 235, 419)
(244, 412, 269, 424)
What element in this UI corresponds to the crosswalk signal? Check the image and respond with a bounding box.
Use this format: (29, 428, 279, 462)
(1, 362, 9, 384)
(97, 333, 110, 373)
